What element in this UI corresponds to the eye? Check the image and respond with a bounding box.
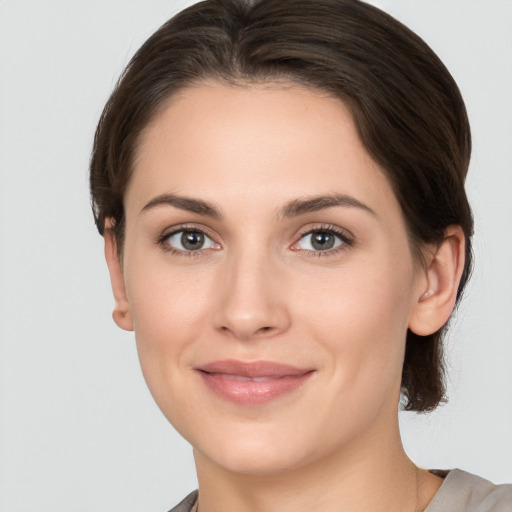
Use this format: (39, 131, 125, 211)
(163, 229, 220, 252)
(291, 227, 351, 253)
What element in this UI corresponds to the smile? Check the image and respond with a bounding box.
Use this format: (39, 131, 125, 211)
(195, 360, 315, 406)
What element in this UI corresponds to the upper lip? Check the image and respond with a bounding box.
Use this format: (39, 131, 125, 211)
(196, 359, 313, 378)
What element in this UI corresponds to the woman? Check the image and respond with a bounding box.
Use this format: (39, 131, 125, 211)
(90, 0, 511, 510)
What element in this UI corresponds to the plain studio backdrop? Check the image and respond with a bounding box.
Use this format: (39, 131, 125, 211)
(0, 1, 511, 510)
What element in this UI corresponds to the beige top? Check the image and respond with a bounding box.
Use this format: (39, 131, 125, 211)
(425, 469, 512, 512)
(168, 469, 512, 512)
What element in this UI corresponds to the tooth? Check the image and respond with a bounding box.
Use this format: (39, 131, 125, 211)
(224, 375, 251, 381)
(221, 374, 273, 382)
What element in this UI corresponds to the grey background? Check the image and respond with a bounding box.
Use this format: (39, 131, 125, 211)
(0, 1, 511, 510)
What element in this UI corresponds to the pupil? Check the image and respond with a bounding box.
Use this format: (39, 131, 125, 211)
(182, 231, 204, 250)
(312, 231, 334, 250)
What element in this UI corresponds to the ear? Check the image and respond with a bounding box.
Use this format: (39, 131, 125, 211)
(408, 225, 466, 336)
(104, 222, 134, 331)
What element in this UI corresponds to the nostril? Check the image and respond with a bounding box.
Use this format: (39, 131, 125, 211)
(257, 326, 274, 334)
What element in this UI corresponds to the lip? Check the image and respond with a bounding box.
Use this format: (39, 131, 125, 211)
(195, 359, 315, 406)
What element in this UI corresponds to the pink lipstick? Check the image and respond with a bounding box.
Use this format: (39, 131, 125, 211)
(196, 360, 314, 405)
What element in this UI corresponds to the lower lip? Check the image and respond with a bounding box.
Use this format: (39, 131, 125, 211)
(198, 371, 314, 406)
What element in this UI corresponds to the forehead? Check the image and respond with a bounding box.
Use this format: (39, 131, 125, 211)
(127, 82, 399, 221)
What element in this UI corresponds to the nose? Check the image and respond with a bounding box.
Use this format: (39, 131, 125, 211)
(212, 248, 291, 341)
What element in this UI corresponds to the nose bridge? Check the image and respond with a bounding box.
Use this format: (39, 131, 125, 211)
(213, 241, 289, 340)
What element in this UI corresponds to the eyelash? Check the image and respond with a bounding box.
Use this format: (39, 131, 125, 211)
(293, 224, 354, 258)
(156, 223, 354, 258)
(157, 224, 218, 258)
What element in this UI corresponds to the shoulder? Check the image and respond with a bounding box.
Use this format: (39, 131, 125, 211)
(164, 474, 512, 512)
(166, 490, 198, 512)
(426, 469, 512, 512)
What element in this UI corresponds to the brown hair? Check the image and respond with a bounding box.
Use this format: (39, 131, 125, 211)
(90, 0, 473, 412)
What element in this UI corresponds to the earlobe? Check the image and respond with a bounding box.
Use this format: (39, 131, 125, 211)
(104, 223, 134, 332)
(409, 226, 465, 336)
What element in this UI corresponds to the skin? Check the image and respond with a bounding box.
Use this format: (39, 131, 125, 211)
(105, 83, 465, 512)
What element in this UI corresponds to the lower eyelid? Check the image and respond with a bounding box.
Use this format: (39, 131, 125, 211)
(299, 246, 348, 259)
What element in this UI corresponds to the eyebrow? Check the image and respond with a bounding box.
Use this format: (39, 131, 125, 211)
(279, 193, 377, 219)
(140, 193, 223, 219)
(140, 192, 376, 220)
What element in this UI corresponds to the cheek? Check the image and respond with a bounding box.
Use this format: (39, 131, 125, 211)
(130, 269, 209, 337)
(300, 256, 416, 399)
(125, 259, 216, 400)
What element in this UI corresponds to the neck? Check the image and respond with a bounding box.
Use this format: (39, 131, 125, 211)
(193, 415, 443, 512)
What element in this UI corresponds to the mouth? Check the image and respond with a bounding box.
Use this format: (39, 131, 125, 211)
(195, 359, 315, 406)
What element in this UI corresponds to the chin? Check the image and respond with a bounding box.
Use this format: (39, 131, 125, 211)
(196, 441, 309, 477)
(188, 415, 335, 478)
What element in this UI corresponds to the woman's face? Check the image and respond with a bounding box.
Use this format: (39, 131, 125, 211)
(110, 83, 428, 475)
